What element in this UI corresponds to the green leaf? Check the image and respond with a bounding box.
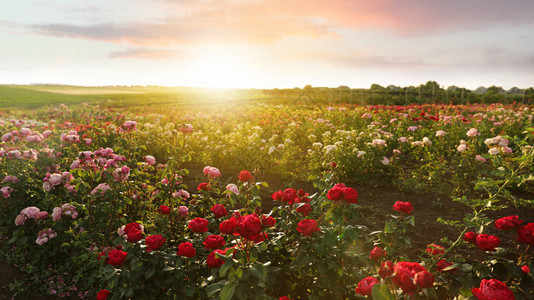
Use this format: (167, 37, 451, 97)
(219, 284, 235, 300)
(219, 261, 233, 278)
(206, 283, 221, 297)
(372, 282, 395, 300)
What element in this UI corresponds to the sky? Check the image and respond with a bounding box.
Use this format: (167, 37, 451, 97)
(1, 0, 533, 89)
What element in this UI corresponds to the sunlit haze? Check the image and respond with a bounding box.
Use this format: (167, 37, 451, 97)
(1, 0, 533, 89)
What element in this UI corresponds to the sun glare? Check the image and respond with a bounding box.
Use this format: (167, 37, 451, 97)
(188, 47, 255, 88)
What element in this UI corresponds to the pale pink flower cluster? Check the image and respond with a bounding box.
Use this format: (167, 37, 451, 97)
(36, 228, 57, 245)
(52, 204, 78, 222)
(381, 157, 390, 165)
(91, 183, 110, 195)
(120, 120, 137, 132)
(2, 175, 19, 183)
(407, 126, 418, 132)
(161, 174, 183, 185)
(178, 206, 189, 217)
(466, 128, 480, 137)
(1, 186, 13, 198)
(361, 113, 372, 119)
(15, 206, 49, 225)
(435, 130, 447, 137)
(485, 135, 512, 155)
(371, 139, 387, 147)
(172, 189, 190, 199)
(226, 183, 239, 195)
(475, 155, 487, 163)
(43, 172, 73, 192)
(112, 166, 130, 182)
(180, 124, 194, 133)
(398, 137, 407, 143)
(61, 130, 80, 143)
(457, 140, 467, 152)
(203, 166, 221, 178)
(144, 155, 156, 166)
(70, 148, 122, 170)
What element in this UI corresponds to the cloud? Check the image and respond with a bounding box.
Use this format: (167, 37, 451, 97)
(25, 0, 534, 46)
(109, 48, 180, 59)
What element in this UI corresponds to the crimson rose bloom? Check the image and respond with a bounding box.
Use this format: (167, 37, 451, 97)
(96, 289, 110, 300)
(379, 261, 394, 279)
(279, 297, 292, 300)
(327, 187, 343, 201)
(495, 215, 523, 230)
(343, 187, 358, 204)
(414, 269, 434, 289)
(282, 188, 298, 204)
(426, 243, 445, 255)
(204, 235, 225, 249)
(522, 265, 531, 274)
(188, 217, 209, 233)
(145, 235, 166, 252)
(238, 170, 253, 181)
(272, 190, 283, 201)
(124, 222, 142, 235)
(369, 246, 386, 260)
(297, 219, 320, 236)
(158, 205, 170, 215)
(475, 234, 500, 251)
(197, 182, 211, 191)
(392, 262, 432, 294)
(296, 203, 312, 216)
(126, 229, 143, 243)
(239, 214, 263, 239)
(211, 204, 228, 218)
(206, 249, 226, 268)
(393, 201, 413, 214)
(517, 223, 534, 245)
(219, 218, 236, 234)
(107, 249, 127, 267)
(463, 231, 478, 243)
(472, 279, 515, 300)
(176, 242, 196, 258)
(262, 215, 276, 227)
(355, 277, 379, 296)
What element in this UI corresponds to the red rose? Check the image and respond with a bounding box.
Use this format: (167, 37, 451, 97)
(495, 215, 523, 230)
(197, 182, 211, 191)
(414, 269, 434, 289)
(282, 188, 298, 204)
(379, 260, 394, 279)
(333, 183, 346, 189)
(239, 214, 263, 239)
(272, 190, 283, 201)
(145, 234, 166, 252)
(355, 277, 379, 296)
(176, 242, 196, 258)
(211, 204, 228, 218)
(279, 297, 292, 300)
(392, 262, 428, 294)
(96, 289, 110, 300)
(342, 187, 358, 204)
(522, 265, 531, 274)
(296, 203, 312, 216)
(158, 205, 170, 215)
(327, 188, 343, 201)
(472, 279, 515, 300)
(393, 201, 413, 214)
(219, 218, 236, 234)
(262, 215, 276, 227)
(123, 222, 142, 235)
(517, 223, 534, 245)
(188, 217, 209, 233)
(297, 219, 320, 237)
(330, 161, 337, 168)
(206, 249, 226, 268)
(203, 235, 225, 249)
(298, 189, 307, 197)
(426, 243, 445, 256)
(107, 249, 127, 267)
(463, 231, 478, 243)
(238, 170, 253, 181)
(126, 228, 143, 243)
(475, 234, 500, 251)
(369, 246, 386, 260)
